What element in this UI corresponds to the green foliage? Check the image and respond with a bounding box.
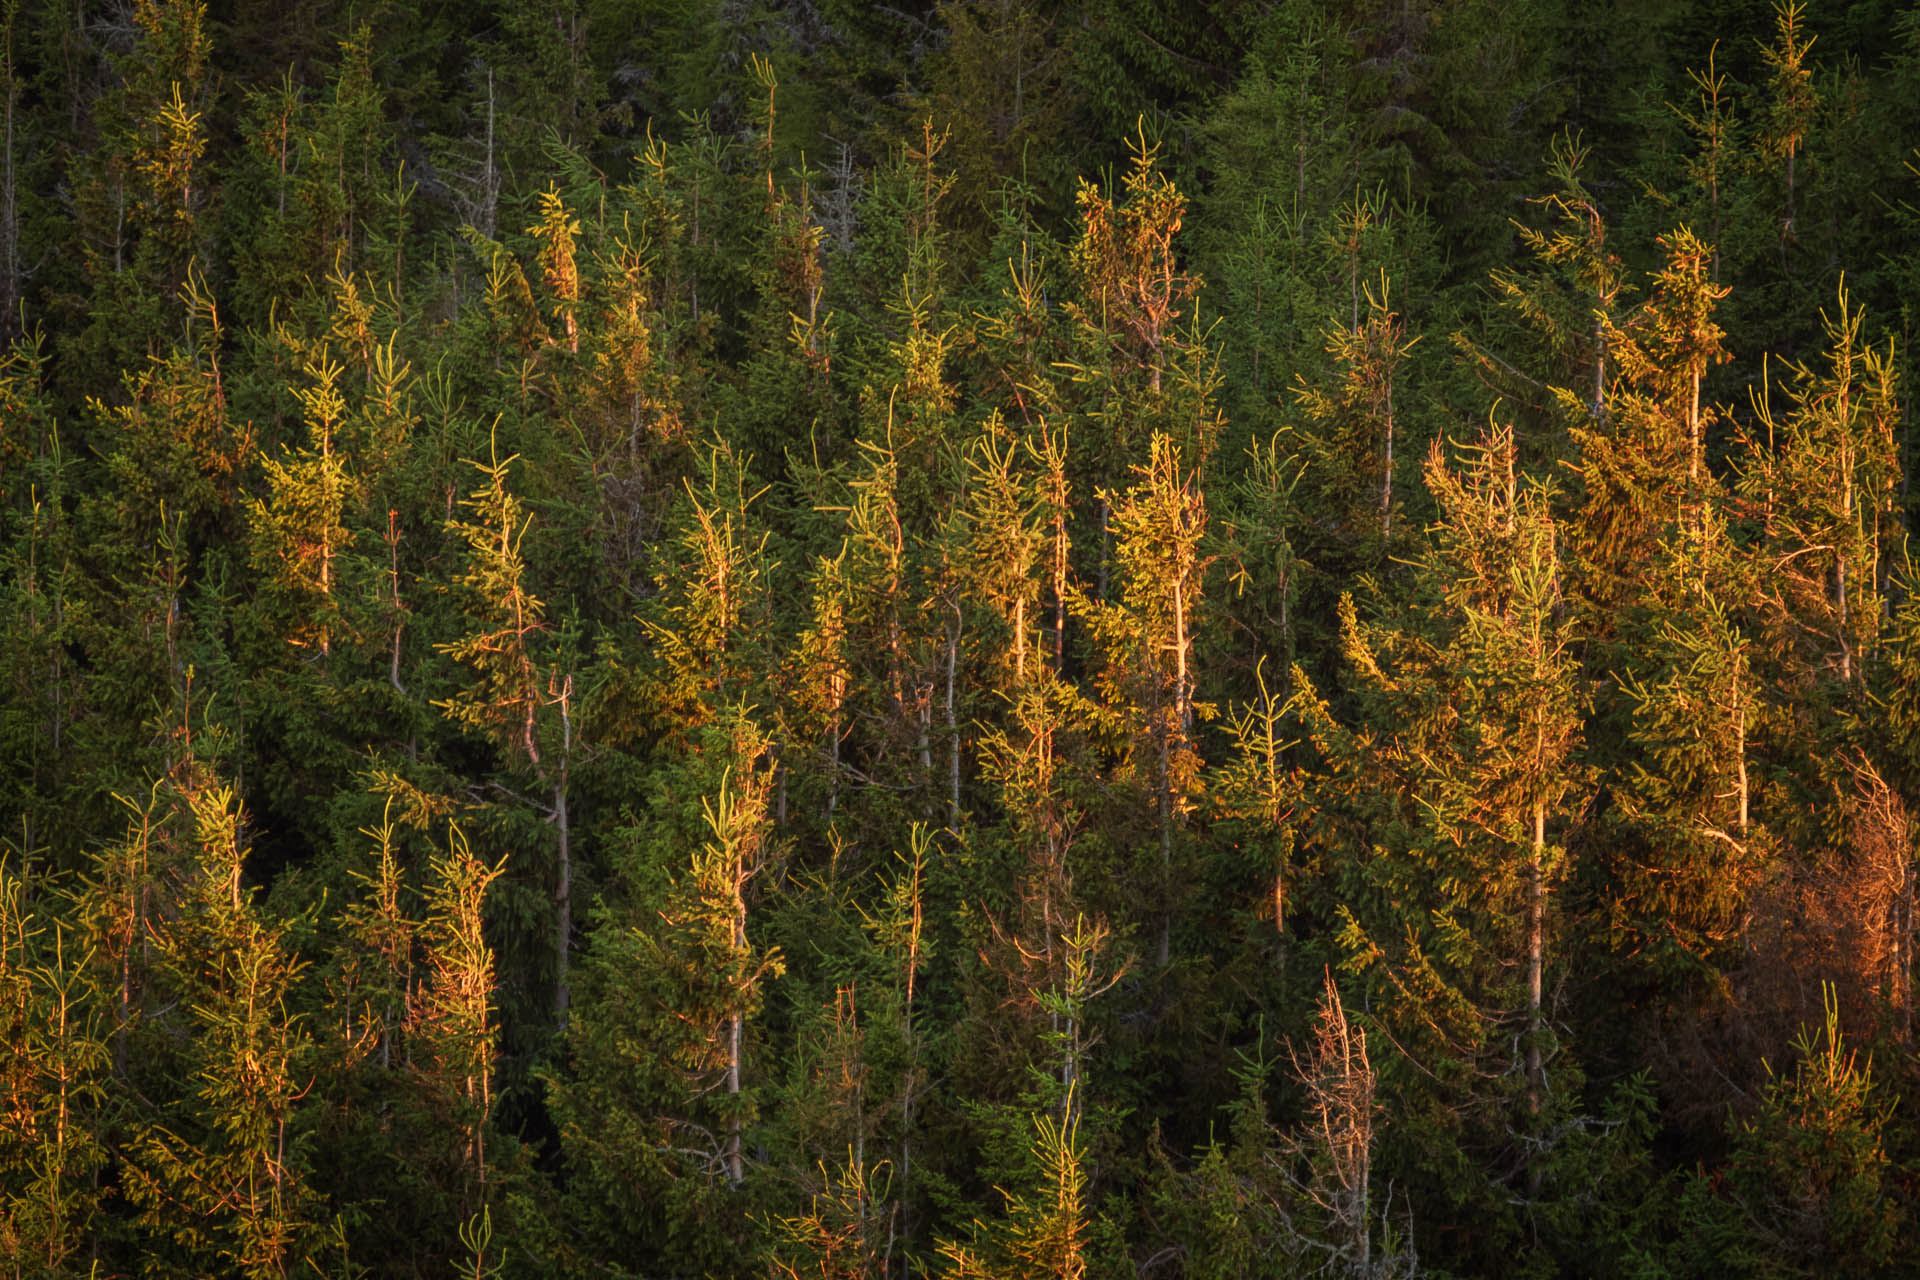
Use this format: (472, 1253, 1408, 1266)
(7, 4, 1920, 1274)
(1672, 988, 1904, 1277)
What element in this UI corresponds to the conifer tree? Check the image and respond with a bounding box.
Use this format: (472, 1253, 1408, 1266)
(436, 442, 578, 1019)
(959, 412, 1050, 701)
(1078, 432, 1210, 968)
(1673, 989, 1903, 1277)
(121, 773, 321, 1277)
(930, 0, 1072, 224)
(1738, 286, 1899, 690)
(248, 349, 357, 656)
(1294, 270, 1419, 550)
(411, 821, 506, 1223)
(642, 438, 773, 738)
(549, 709, 783, 1272)
(1566, 226, 1730, 637)
(936, 1094, 1095, 1280)
(0, 859, 109, 1275)
(60, 0, 212, 380)
(1066, 127, 1197, 408)
(1299, 424, 1584, 1259)
(1211, 658, 1300, 938)
(1599, 504, 1766, 1025)
(1190, 5, 1363, 436)
(0, 332, 84, 859)
(1465, 134, 1628, 459)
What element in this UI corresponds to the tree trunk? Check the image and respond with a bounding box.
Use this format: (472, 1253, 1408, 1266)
(946, 605, 961, 827)
(552, 674, 572, 1022)
(1527, 798, 1545, 1116)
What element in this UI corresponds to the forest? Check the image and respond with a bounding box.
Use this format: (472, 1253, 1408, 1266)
(4, 0, 1920, 1275)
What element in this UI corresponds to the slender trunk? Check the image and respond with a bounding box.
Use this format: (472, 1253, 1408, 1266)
(1380, 376, 1394, 538)
(726, 826, 749, 1188)
(1172, 575, 1190, 733)
(1526, 798, 1545, 1116)
(916, 698, 932, 784)
(946, 606, 961, 828)
(474, 68, 497, 239)
(1053, 516, 1068, 670)
(1838, 555, 1852, 681)
(1839, 452, 1855, 681)
(897, 839, 924, 1279)
(1157, 724, 1173, 970)
(827, 708, 841, 818)
(387, 510, 406, 695)
(1734, 683, 1749, 836)
(552, 675, 572, 1021)
(319, 424, 334, 656)
(721, 782, 752, 1189)
(1096, 496, 1110, 603)
(725, 1007, 744, 1186)
(1, 0, 17, 340)
(1689, 360, 1702, 487)
(1593, 314, 1606, 415)
(1786, 150, 1797, 241)
(1013, 595, 1026, 686)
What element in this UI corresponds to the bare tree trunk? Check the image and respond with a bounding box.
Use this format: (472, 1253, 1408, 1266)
(1300, 971, 1375, 1272)
(726, 862, 745, 1187)
(1013, 595, 1026, 686)
(897, 835, 925, 1279)
(725, 1006, 743, 1186)
(1735, 682, 1749, 836)
(1096, 495, 1110, 603)
(1527, 798, 1545, 1116)
(1593, 314, 1606, 417)
(552, 674, 573, 1022)
(1381, 377, 1394, 538)
(1, 0, 18, 341)
(1689, 359, 1703, 486)
(1156, 735, 1172, 970)
(1839, 448, 1855, 681)
(946, 606, 961, 828)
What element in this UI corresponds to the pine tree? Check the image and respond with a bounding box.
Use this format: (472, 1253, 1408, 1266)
(1078, 432, 1210, 968)
(1464, 133, 1629, 458)
(1566, 226, 1730, 637)
(0, 858, 109, 1275)
(410, 821, 506, 1223)
(121, 773, 322, 1277)
(1211, 658, 1300, 938)
(1299, 423, 1584, 1262)
(0, 331, 84, 860)
(1738, 285, 1899, 691)
(1293, 269, 1420, 551)
(436, 441, 578, 1019)
(1600, 504, 1765, 1008)
(1672, 988, 1903, 1277)
(247, 349, 357, 656)
(930, 0, 1074, 223)
(936, 1093, 1094, 1280)
(549, 708, 784, 1272)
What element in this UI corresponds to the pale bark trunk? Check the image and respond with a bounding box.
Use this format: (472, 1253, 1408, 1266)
(1, 2, 17, 340)
(727, 858, 746, 1187)
(1527, 798, 1545, 1116)
(1096, 496, 1110, 603)
(1380, 375, 1394, 538)
(725, 1006, 743, 1186)
(1689, 362, 1702, 486)
(946, 607, 961, 827)
(552, 675, 572, 1021)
